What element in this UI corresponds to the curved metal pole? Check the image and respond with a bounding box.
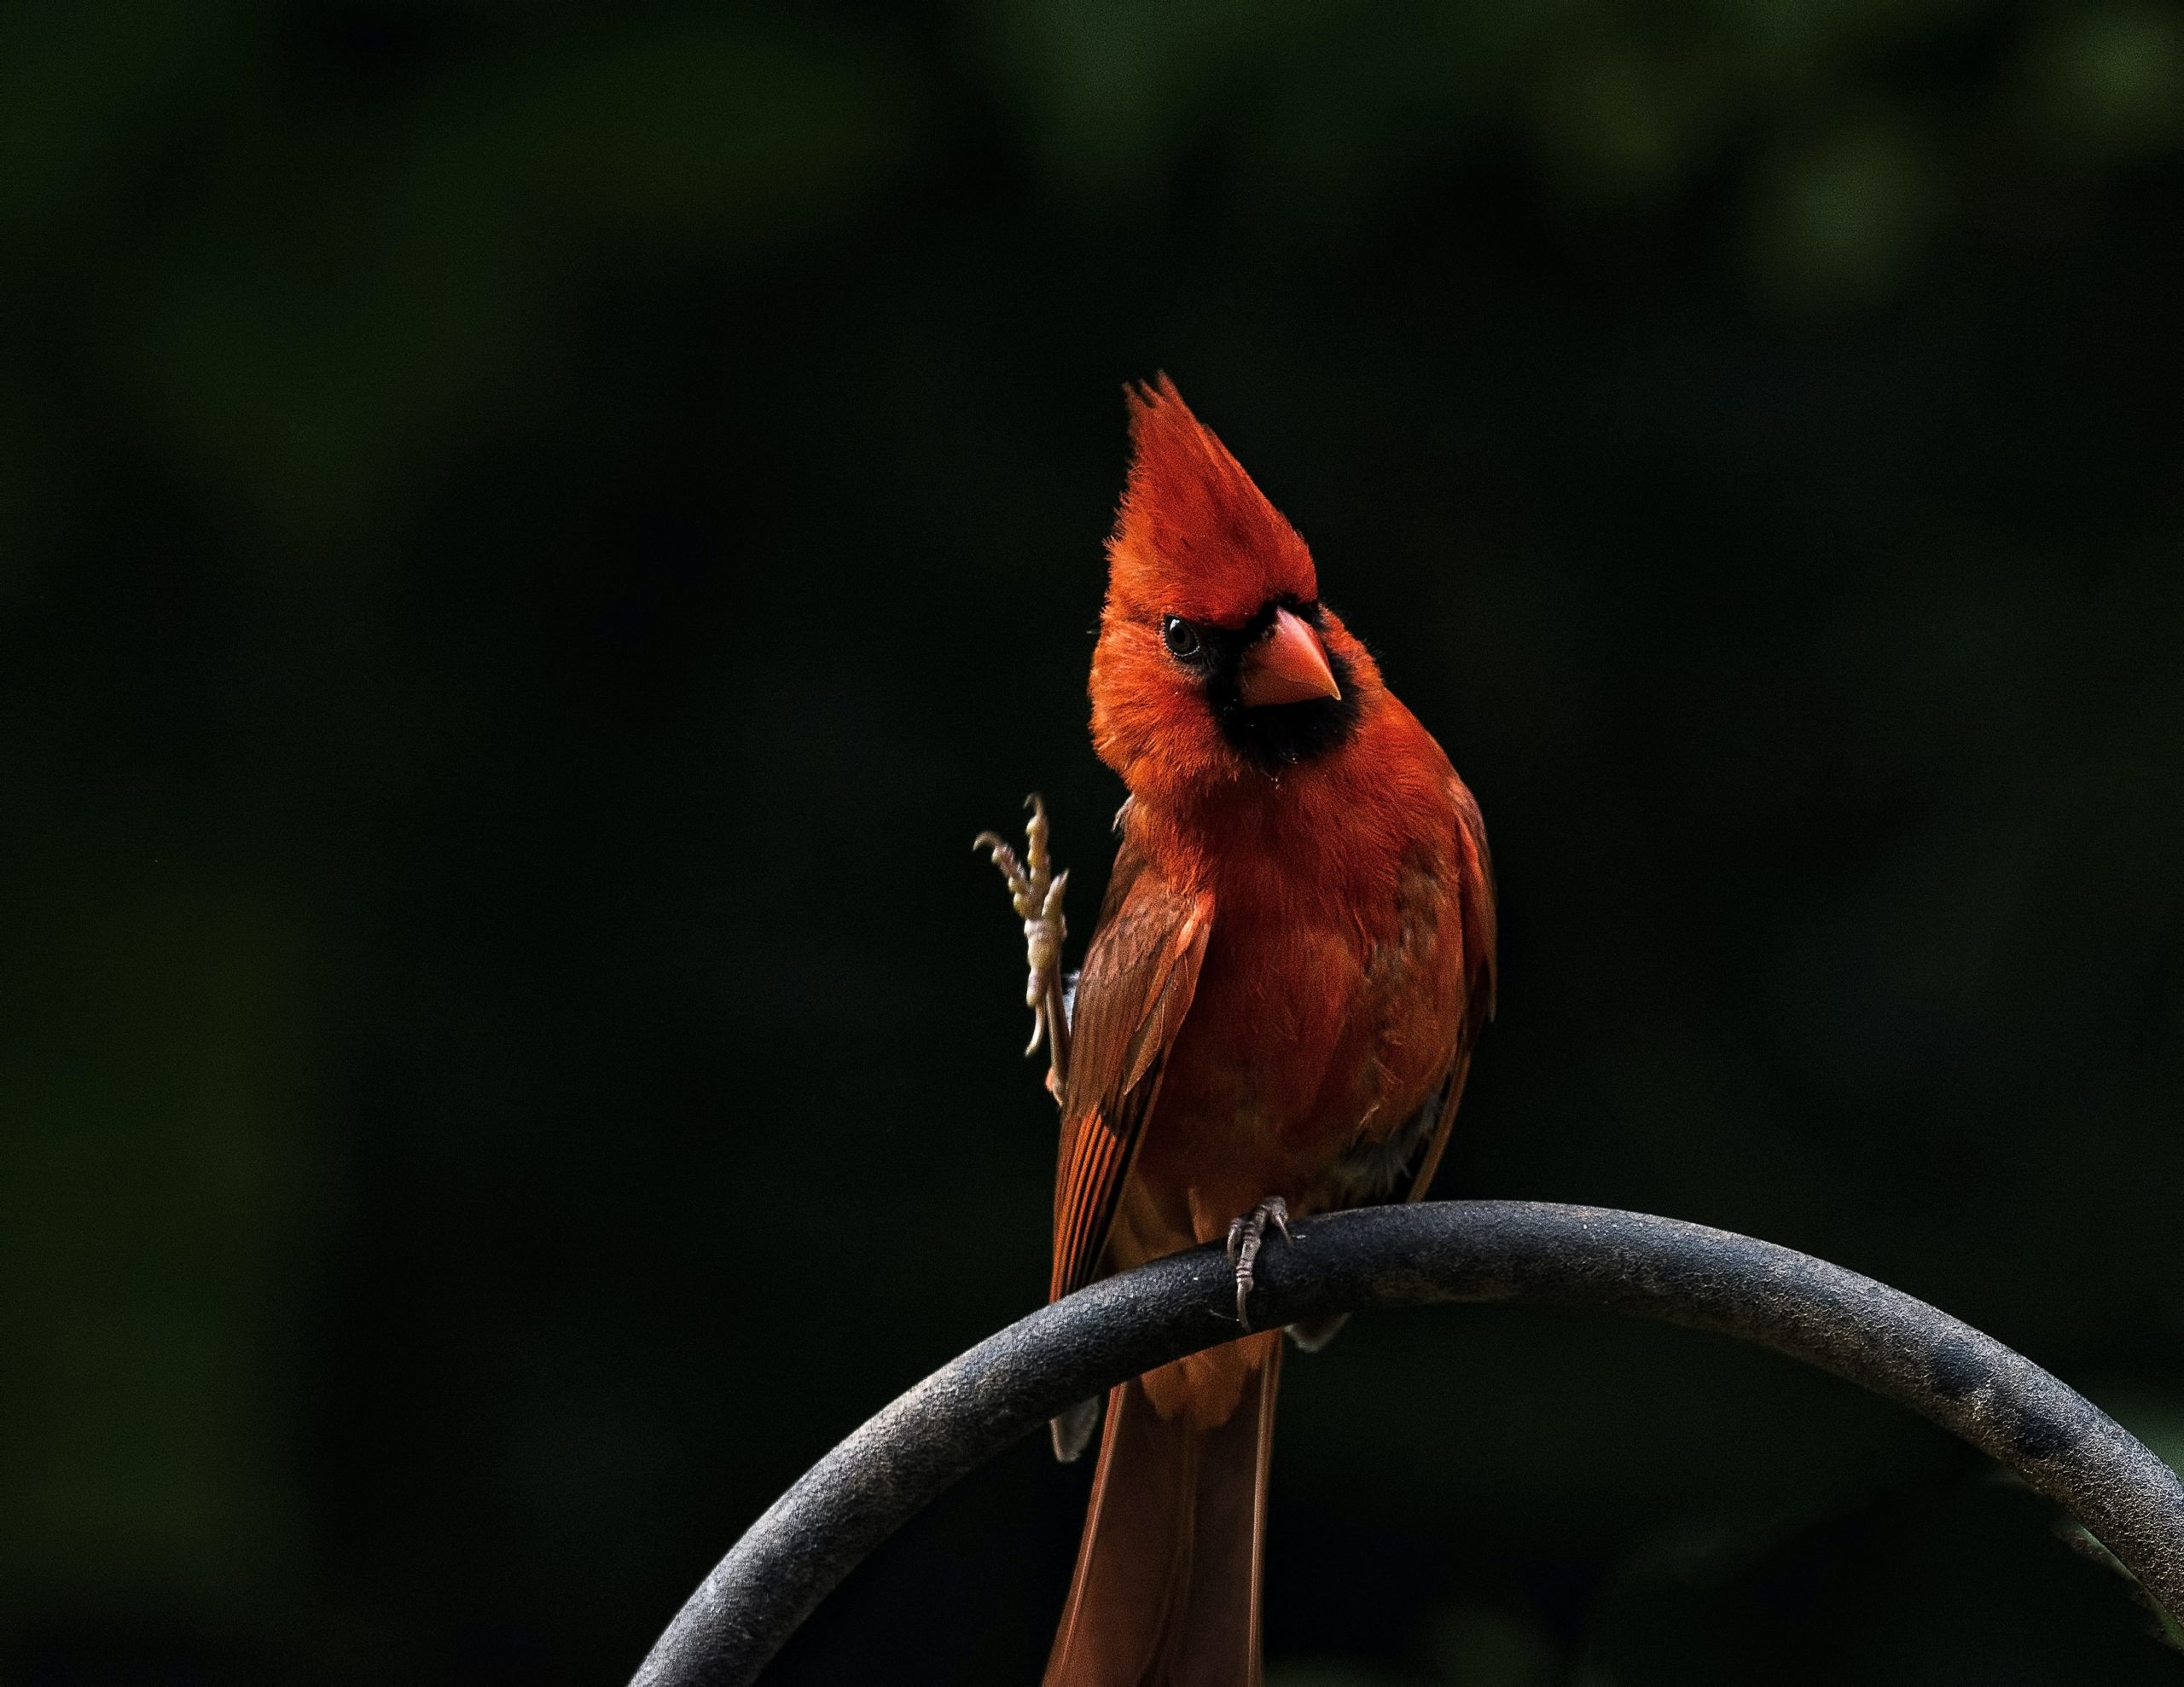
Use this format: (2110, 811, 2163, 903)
(630, 1200, 2184, 1686)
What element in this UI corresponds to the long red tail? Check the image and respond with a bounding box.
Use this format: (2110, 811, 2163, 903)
(1044, 1343, 1283, 1687)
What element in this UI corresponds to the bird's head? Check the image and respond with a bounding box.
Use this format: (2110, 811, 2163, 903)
(1090, 376, 1376, 799)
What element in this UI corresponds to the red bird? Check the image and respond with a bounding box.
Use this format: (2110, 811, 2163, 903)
(979, 378, 1496, 1687)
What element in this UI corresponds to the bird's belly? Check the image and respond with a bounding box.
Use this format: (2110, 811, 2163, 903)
(1121, 913, 1449, 1255)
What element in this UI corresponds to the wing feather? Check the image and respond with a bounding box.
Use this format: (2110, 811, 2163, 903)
(1049, 836, 1212, 1302)
(1401, 776, 1498, 1203)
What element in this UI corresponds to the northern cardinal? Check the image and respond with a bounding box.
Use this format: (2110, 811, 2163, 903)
(979, 377, 1496, 1687)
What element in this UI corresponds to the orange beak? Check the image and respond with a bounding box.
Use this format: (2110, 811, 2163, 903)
(1237, 606, 1342, 708)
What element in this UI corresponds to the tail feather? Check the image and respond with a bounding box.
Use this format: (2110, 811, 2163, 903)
(1053, 1395, 1102, 1462)
(1045, 1344, 1282, 1687)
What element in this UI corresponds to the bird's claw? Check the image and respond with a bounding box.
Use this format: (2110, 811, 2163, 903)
(975, 794, 1070, 1093)
(1225, 1197, 1292, 1330)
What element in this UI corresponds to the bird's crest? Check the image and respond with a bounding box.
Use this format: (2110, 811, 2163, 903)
(1107, 376, 1317, 625)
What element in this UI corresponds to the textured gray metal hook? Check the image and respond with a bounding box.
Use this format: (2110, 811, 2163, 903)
(631, 1200, 2184, 1685)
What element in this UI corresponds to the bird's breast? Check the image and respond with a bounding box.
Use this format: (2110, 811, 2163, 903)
(1128, 821, 1463, 1240)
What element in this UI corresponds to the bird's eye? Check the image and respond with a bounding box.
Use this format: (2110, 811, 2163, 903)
(1161, 616, 1203, 660)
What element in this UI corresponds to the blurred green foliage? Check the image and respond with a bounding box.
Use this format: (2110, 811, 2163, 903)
(3, 0, 2183, 1681)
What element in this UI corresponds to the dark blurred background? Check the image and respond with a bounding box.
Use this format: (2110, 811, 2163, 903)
(6, 2, 2184, 1682)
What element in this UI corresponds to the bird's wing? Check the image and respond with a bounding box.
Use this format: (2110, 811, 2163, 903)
(1400, 774, 1499, 1203)
(1049, 834, 1213, 1302)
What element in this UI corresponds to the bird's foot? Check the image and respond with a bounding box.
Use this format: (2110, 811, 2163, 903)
(974, 794, 1070, 1096)
(1225, 1196, 1292, 1330)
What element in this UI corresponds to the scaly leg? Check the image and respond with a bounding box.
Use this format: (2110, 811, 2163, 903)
(974, 794, 1070, 1101)
(1225, 1196, 1292, 1330)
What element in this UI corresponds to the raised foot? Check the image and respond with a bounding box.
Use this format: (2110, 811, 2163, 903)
(974, 793, 1070, 1095)
(1225, 1196, 1292, 1330)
